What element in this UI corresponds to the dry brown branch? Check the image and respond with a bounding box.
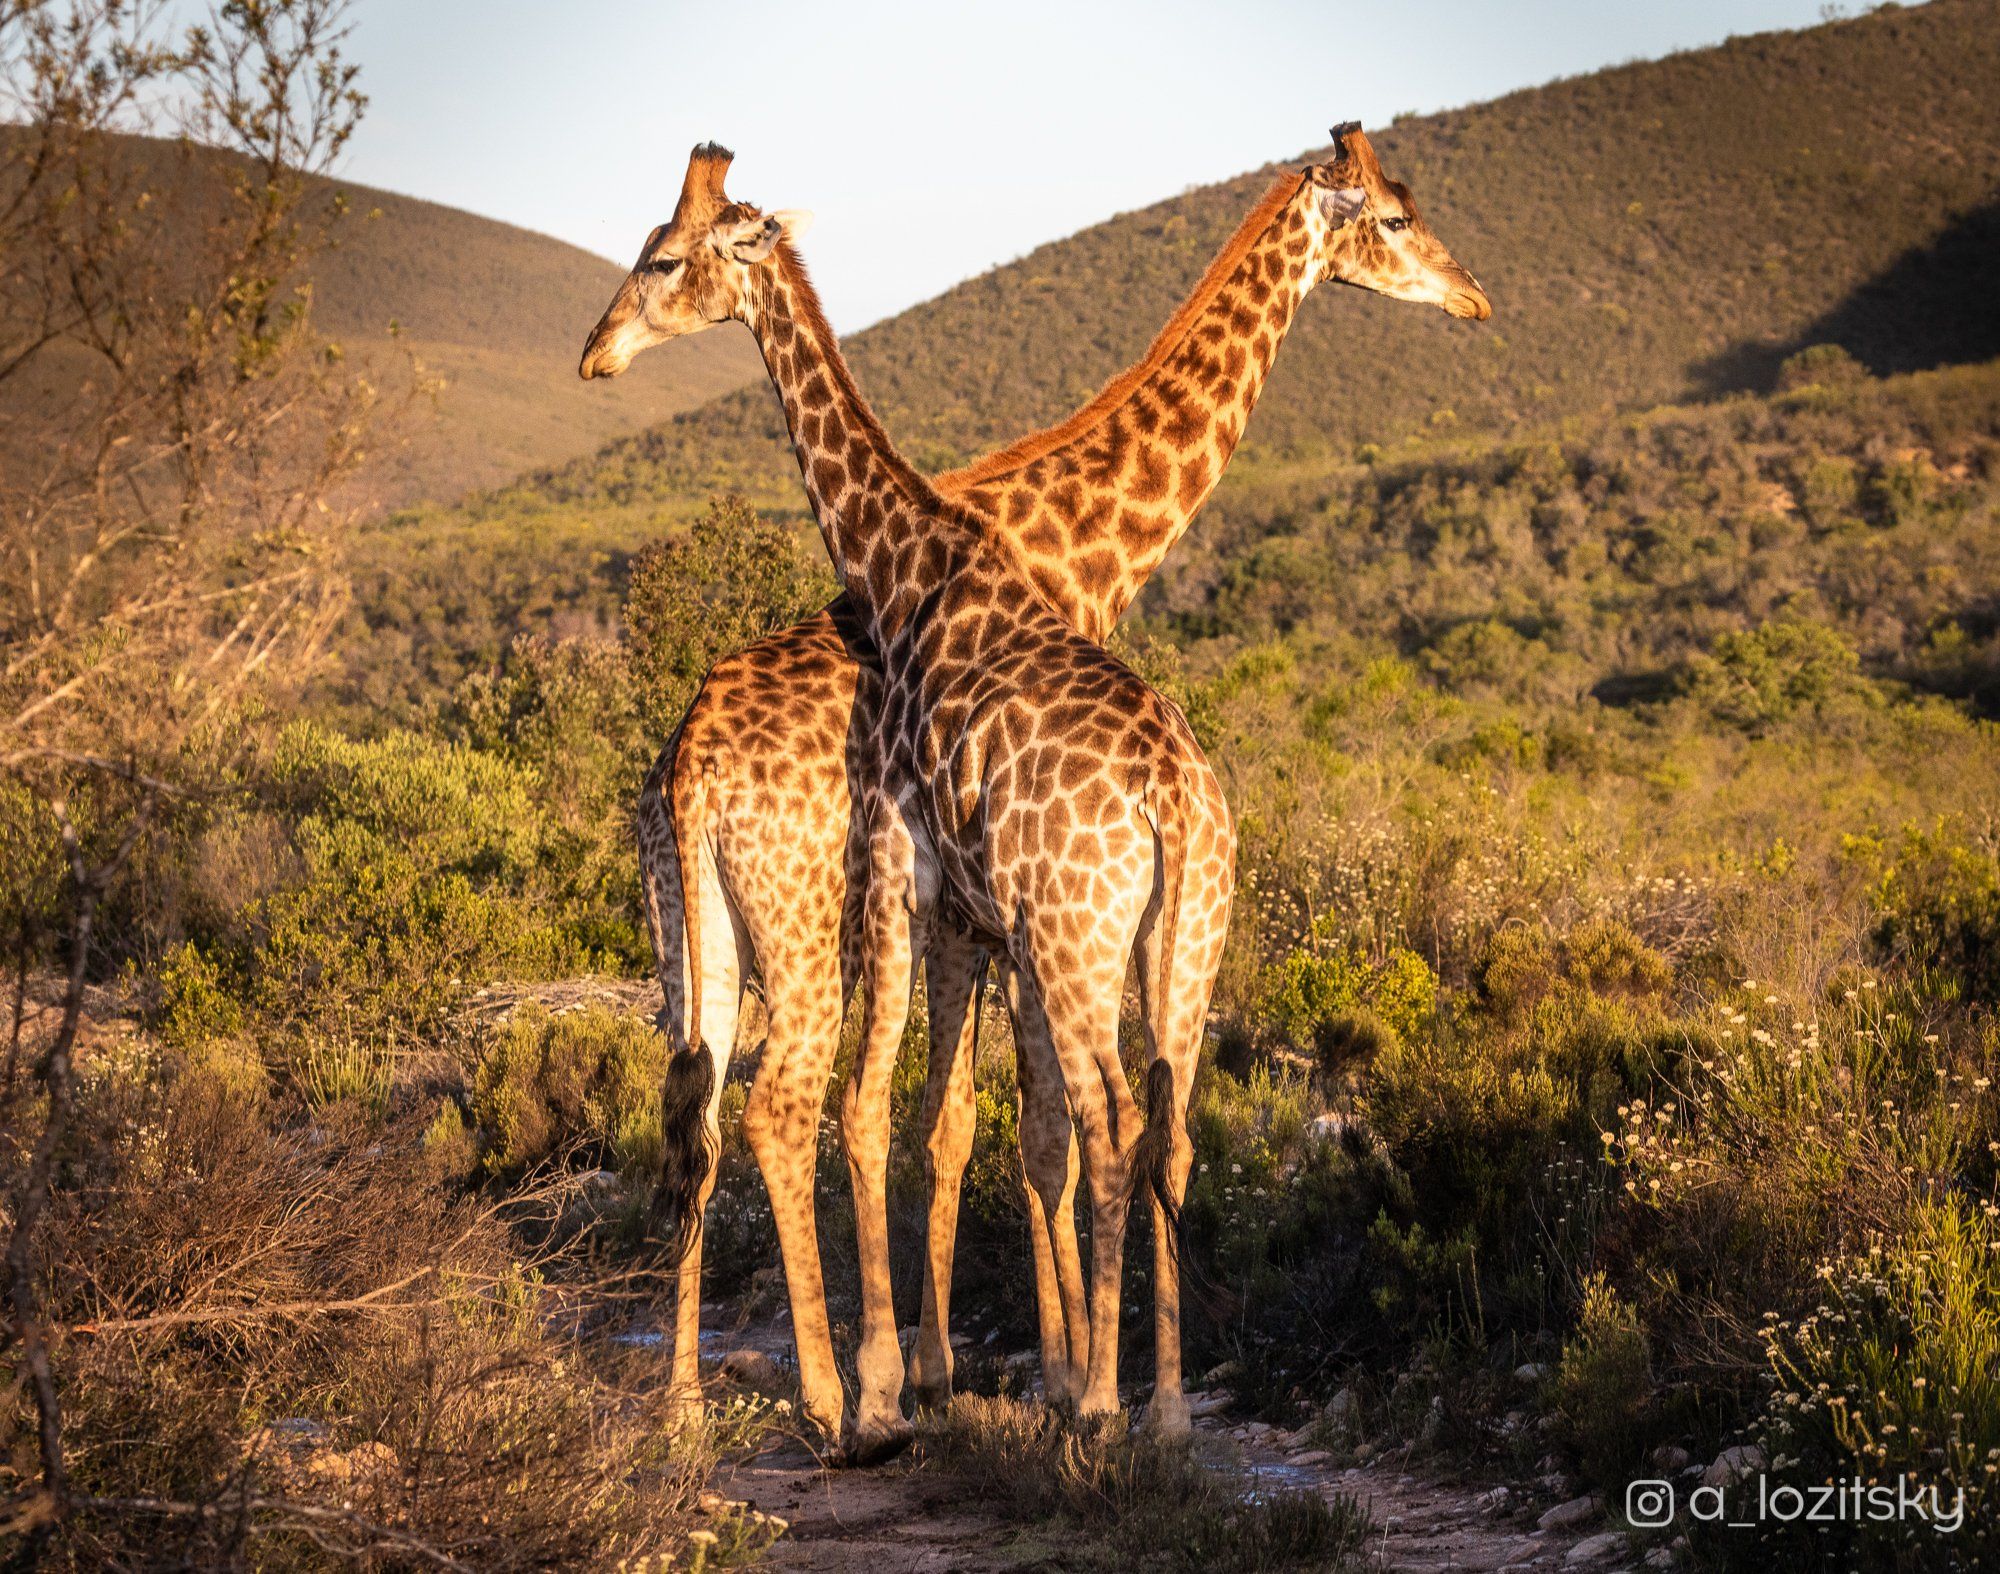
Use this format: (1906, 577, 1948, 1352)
(76, 1491, 475, 1572)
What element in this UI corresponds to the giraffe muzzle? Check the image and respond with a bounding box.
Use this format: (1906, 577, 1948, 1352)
(1445, 279, 1492, 321)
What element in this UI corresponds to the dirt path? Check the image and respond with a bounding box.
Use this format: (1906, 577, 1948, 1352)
(711, 1404, 1626, 1572)
(723, 1440, 1055, 1572)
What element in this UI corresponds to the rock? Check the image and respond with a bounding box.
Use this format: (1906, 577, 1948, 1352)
(1353, 1441, 1378, 1464)
(1565, 1531, 1627, 1566)
(1644, 1548, 1678, 1569)
(1702, 1444, 1766, 1488)
(1418, 1395, 1447, 1447)
(1242, 1420, 1275, 1440)
(1649, 1444, 1691, 1473)
(305, 1441, 397, 1486)
(720, 1348, 780, 1388)
(1188, 1390, 1232, 1419)
(1538, 1494, 1603, 1532)
(581, 1168, 621, 1191)
(247, 1417, 330, 1453)
(1325, 1387, 1358, 1426)
(1514, 1361, 1551, 1384)
(1477, 1485, 1513, 1515)
(1201, 1360, 1243, 1387)
(1308, 1112, 1350, 1142)
(1288, 1449, 1331, 1467)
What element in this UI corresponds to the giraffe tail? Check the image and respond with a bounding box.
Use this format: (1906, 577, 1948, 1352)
(1131, 764, 1193, 1267)
(650, 741, 718, 1265)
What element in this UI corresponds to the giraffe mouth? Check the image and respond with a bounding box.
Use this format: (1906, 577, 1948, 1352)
(1444, 284, 1492, 321)
(578, 335, 631, 380)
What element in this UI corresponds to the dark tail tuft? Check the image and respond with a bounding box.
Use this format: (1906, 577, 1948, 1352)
(1134, 1057, 1183, 1269)
(656, 1045, 717, 1264)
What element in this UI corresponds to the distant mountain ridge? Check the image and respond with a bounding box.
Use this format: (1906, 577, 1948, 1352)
(533, 0, 2000, 507)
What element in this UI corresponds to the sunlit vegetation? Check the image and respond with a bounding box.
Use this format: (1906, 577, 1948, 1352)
(8, 0, 2000, 1567)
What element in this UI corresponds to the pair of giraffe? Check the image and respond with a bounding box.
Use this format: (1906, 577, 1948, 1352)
(579, 126, 1489, 1462)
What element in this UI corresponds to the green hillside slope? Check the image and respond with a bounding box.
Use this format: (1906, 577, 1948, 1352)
(539, 0, 1999, 507)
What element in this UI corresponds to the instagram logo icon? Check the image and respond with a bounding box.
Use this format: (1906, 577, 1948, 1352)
(1627, 1480, 1676, 1529)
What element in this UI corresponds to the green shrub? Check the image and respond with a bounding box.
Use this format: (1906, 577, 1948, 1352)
(1860, 824, 2000, 1007)
(255, 817, 541, 1040)
(1549, 1273, 1654, 1484)
(470, 1004, 667, 1178)
(270, 720, 541, 881)
(1741, 1200, 1999, 1571)
(1481, 919, 1671, 1023)
(1266, 925, 1437, 1056)
(154, 941, 246, 1049)
(1775, 343, 1866, 395)
(1682, 619, 1878, 734)
(623, 494, 836, 733)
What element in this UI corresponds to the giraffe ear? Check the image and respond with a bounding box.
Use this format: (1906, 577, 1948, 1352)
(717, 209, 814, 263)
(1318, 186, 1366, 228)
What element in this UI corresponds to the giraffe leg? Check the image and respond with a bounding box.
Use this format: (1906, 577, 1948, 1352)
(1000, 963, 1089, 1411)
(742, 954, 848, 1445)
(840, 790, 932, 1463)
(1132, 833, 1231, 1438)
(907, 924, 986, 1411)
(1019, 950, 1141, 1421)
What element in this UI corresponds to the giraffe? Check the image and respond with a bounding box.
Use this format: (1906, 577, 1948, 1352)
(585, 140, 1235, 1455)
(581, 131, 1490, 1455)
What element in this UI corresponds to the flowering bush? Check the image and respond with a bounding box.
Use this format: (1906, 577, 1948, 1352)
(1747, 1199, 1999, 1570)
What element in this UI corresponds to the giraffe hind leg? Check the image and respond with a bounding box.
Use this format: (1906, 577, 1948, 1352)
(907, 924, 986, 1411)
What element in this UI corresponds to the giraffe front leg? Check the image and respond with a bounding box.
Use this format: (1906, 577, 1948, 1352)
(908, 924, 985, 1411)
(839, 792, 929, 1464)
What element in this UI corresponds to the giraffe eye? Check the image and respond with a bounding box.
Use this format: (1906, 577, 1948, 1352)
(1383, 217, 1411, 234)
(648, 256, 683, 276)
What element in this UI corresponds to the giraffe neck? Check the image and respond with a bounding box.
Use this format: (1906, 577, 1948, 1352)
(743, 252, 982, 651)
(940, 174, 1326, 643)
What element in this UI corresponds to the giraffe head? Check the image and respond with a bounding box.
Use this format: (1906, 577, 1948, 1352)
(1304, 122, 1490, 320)
(579, 143, 813, 379)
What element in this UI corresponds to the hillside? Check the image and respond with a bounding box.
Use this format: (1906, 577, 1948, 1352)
(0, 133, 764, 510)
(531, 0, 2000, 508)
(311, 182, 762, 506)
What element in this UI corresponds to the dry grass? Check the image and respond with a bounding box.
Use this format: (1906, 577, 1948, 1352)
(9, 1034, 717, 1570)
(914, 1394, 1369, 1572)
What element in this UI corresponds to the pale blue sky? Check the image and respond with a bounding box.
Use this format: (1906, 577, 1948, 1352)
(338, 0, 1852, 330)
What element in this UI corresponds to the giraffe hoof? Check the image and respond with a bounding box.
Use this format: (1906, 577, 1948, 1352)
(1142, 1396, 1192, 1438)
(838, 1414, 915, 1467)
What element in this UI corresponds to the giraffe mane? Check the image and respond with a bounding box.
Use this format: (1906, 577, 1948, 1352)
(770, 239, 979, 530)
(937, 170, 1308, 489)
